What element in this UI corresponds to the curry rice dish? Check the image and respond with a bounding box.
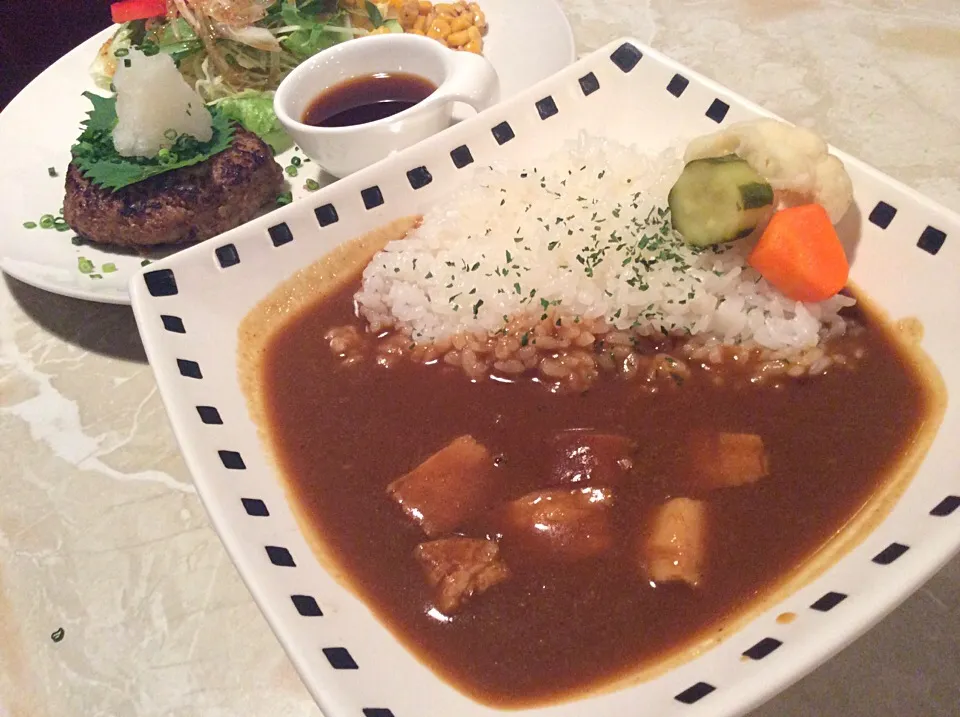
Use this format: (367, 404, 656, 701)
(239, 131, 944, 708)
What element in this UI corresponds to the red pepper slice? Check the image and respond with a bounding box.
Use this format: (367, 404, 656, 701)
(110, 0, 168, 24)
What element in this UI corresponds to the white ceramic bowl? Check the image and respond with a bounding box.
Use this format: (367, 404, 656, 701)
(131, 38, 960, 717)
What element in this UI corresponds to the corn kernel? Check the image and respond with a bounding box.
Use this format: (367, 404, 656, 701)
(446, 29, 470, 46)
(449, 14, 471, 32)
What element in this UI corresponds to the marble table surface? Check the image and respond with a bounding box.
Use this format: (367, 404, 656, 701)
(2, 1, 959, 715)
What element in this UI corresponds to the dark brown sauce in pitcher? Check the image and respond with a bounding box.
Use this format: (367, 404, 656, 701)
(302, 72, 438, 127)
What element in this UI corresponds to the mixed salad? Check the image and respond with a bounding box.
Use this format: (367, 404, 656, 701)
(92, 0, 480, 153)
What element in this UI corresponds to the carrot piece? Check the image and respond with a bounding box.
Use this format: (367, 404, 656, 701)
(747, 204, 849, 303)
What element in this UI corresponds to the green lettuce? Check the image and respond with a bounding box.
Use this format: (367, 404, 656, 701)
(214, 90, 292, 154)
(279, 3, 347, 59)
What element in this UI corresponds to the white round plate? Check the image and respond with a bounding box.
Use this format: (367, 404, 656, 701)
(0, 0, 575, 305)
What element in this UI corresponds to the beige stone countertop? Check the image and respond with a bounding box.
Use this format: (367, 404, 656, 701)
(2, 1, 959, 715)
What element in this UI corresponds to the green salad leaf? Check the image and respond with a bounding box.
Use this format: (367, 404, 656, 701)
(213, 89, 292, 154)
(365, 1, 384, 28)
(155, 18, 203, 63)
(71, 91, 235, 192)
(280, 3, 348, 59)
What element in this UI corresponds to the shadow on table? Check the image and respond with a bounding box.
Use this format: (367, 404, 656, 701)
(5, 274, 147, 363)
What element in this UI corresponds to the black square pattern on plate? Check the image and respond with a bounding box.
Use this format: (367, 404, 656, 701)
(196, 405, 222, 424)
(536, 95, 559, 120)
(218, 450, 246, 470)
(266, 545, 296, 567)
(215, 243, 240, 268)
(491, 121, 515, 145)
(323, 647, 359, 670)
(706, 98, 730, 123)
(161, 315, 185, 333)
(363, 710, 395, 717)
(291, 594, 323, 616)
(242, 497, 269, 516)
(868, 201, 897, 229)
(450, 144, 474, 168)
(918, 226, 947, 255)
(361, 186, 384, 209)
(873, 542, 909, 565)
(610, 42, 642, 72)
(314, 203, 339, 227)
(667, 73, 690, 97)
(268, 222, 294, 247)
(743, 637, 783, 660)
(931, 495, 960, 517)
(177, 359, 202, 379)
(578, 72, 600, 96)
(144, 269, 178, 297)
(407, 166, 433, 190)
(810, 591, 847, 612)
(675, 681, 716, 705)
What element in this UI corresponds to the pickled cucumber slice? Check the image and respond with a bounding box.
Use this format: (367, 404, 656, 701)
(668, 155, 775, 247)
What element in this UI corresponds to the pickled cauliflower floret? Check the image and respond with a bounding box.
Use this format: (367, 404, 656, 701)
(111, 49, 213, 158)
(684, 119, 854, 224)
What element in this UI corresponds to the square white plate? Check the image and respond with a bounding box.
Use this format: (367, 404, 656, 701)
(131, 38, 960, 717)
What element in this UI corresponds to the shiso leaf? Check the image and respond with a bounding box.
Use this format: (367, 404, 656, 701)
(70, 91, 235, 192)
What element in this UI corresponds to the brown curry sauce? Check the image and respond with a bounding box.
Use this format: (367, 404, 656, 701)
(253, 268, 937, 708)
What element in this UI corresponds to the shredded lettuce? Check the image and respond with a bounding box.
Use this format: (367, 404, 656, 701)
(212, 90, 292, 154)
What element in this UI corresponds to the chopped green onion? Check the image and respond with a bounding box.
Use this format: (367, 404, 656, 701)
(39, 214, 55, 229)
(163, 128, 178, 140)
(102, 263, 118, 274)
(22, 221, 37, 229)
(140, 259, 152, 266)
(47, 167, 57, 177)
(89, 273, 103, 280)
(71, 236, 84, 245)
(290, 156, 302, 167)
(285, 165, 298, 177)
(304, 178, 320, 191)
(276, 191, 293, 206)
(77, 257, 94, 274)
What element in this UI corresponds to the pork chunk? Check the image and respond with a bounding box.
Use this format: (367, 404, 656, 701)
(415, 537, 510, 614)
(387, 435, 498, 537)
(641, 497, 707, 587)
(687, 432, 769, 489)
(501, 486, 615, 562)
(548, 431, 636, 487)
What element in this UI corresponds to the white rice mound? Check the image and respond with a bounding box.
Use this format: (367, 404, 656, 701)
(356, 133, 855, 352)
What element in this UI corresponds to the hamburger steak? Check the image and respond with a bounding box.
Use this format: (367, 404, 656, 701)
(63, 127, 284, 248)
